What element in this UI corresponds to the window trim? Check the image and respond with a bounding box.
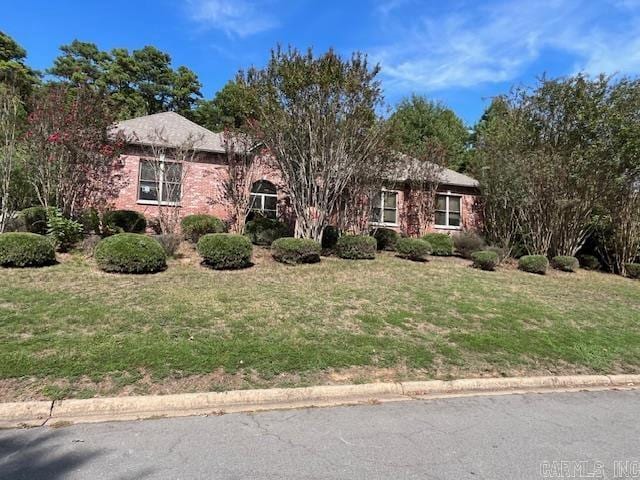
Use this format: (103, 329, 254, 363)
(434, 191, 463, 230)
(249, 180, 278, 219)
(370, 189, 399, 227)
(137, 155, 182, 207)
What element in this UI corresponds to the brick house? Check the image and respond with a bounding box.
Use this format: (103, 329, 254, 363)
(113, 112, 481, 235)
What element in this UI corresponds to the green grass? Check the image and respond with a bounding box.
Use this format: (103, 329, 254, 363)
(0, 248, 639, 400)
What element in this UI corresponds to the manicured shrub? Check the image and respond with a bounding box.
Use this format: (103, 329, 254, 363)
(372, 228, 399, 251)
(578, 254, 601, 271)
(244, 216, 288, 245)
(46, 208, 83, 252)
(197, 233, 252, 269)
(453, 231, 485, 259)
(0, 232, 56, 268)
(471, 250, 499, 271)
(153, 234, 181, 257)
(181, 214, 225, 243)
(95, 233, 166, 274)
(625, 263, 640, 279)
(321, 226, 340, 250)
(19, 206, 49, 235)
(396, 237, 431, 261)
(422, 233, 454, 256)
(336, 235, 377, 260)
(518, 255, 549, 275)
(271, 237, 321, 265)
(551, 255, 579, 272)
(103, 210, 147, 234)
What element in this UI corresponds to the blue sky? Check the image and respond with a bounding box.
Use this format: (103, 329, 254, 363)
(4, 0, 640, 125)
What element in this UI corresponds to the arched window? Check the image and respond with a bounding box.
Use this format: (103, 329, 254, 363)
(250, 180, 277, 219)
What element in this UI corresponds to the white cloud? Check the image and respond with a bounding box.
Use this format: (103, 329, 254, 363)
(373, 0, 640, 91)
(186, 0, 278, 38)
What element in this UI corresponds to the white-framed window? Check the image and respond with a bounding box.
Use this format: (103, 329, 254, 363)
(435, 193, 462, 229)
(249, 180, 277, 219)
(138, 156, 182, 205)
(371, 190, 398, 225)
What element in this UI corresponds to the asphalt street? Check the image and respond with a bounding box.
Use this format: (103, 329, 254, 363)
(1, 389, 639, 479)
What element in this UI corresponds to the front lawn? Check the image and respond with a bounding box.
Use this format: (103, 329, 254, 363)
(1, 246, 639, 401)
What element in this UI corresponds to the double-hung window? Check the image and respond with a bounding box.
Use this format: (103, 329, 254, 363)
(435, 193, 461, 228)
(138, 156, 182, 205)
(249, 180, 278, 219)
(371, 190, 398, 225)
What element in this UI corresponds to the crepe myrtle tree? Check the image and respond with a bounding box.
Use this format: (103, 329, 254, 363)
(593, 77, 640, 274)
(217, 129, 272, 234)
(238, 46, 390, 242)
(23, 84, 126, 218)
(137, 127, 204, 235)
(0, 83, 22, 232)
(474, 75, 632, 257)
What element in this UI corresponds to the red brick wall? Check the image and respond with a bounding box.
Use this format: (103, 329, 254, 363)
(111, 148, 482, 236)
(112, 149, 283, 226)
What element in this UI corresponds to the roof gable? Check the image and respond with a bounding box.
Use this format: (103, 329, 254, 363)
(115, 112, 226, 153)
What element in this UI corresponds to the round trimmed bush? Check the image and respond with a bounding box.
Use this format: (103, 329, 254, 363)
(578, 254, 600, 271)
(103, 210, 147, 234)
(396, 238, 431, 261)
(245, 216, 288, 246)
(0, 232, 55, 268)
(95, 233, 166, 274)
(181, 214, 225, 243)
(625, 263, 640, 279)
(336, 235, 377, 260)
(19, 206, 49, 235)
(271, 237, 321, 265)
(471, 250, 499, 271)
(197, 233, 252, 270)
(422, 233, 454, 256)
(453, 231, 485, 259)
(551, 255, 579, 272)
(518, 255, 549, 275)
(372, 228, 399, 251)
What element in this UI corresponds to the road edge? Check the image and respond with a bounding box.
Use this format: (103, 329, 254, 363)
(1, 374, 638, 428)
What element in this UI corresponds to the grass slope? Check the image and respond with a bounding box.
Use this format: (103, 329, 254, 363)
(0, 247, 638, 400)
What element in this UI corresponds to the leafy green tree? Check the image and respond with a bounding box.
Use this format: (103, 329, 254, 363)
(0, 31, 39, 98)
(474, 74, 640, 269)
(389, 95, 469, 171)
(48, 41, 202, 119)
(239, 46, 390, 241)
(191, 80, 258, 131)
(48, 40, 109, 85)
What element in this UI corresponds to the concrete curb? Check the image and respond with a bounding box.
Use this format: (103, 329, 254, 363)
(2, 374, 639, 429)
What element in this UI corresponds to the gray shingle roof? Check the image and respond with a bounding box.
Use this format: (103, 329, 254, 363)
(115, 111, 226, 153)
(388, 155, 479, 188)
(114, 112, 479, 188)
